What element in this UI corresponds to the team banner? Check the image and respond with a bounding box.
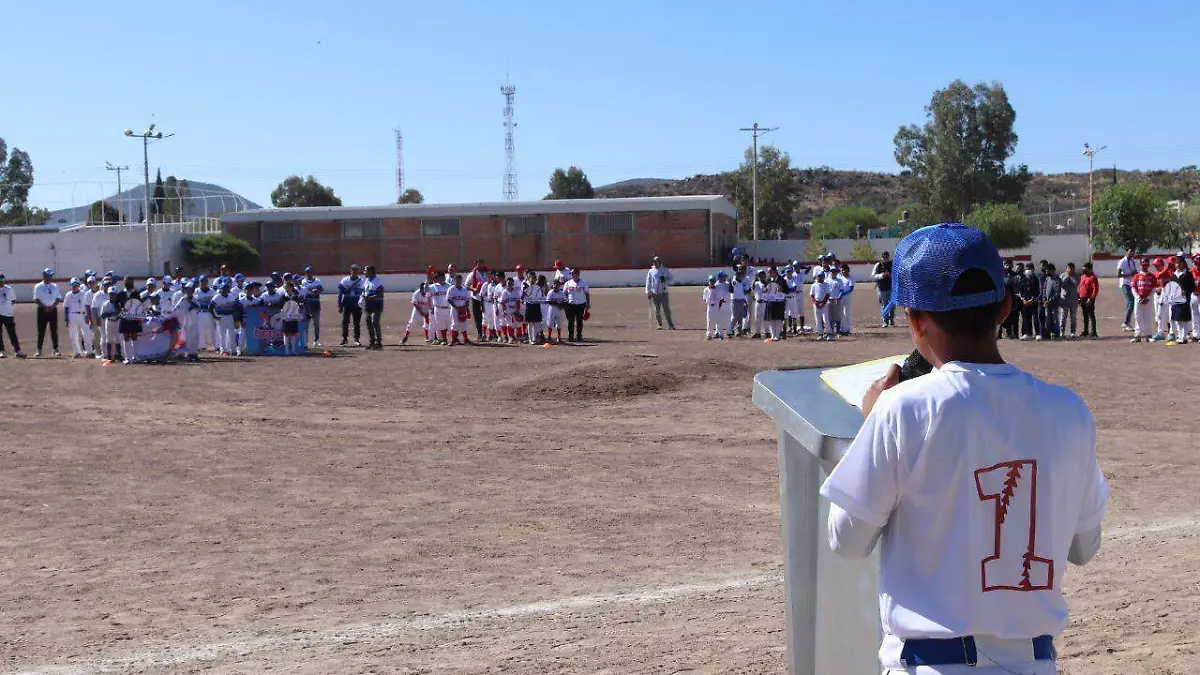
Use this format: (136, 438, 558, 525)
(135, 316, 176, 361)
(242, 307, 307, 356)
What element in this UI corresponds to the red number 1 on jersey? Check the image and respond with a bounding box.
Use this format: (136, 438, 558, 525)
(974, 460, 1054, 592)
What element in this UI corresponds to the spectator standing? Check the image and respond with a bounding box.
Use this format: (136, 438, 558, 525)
(872, 251, 894, 327)
(645, 256, 675, 330)
(1115, 247, 1138, 331)
(1040, 263, 1063, 340)
(564, 268, 590, 342)
(1078, 262, 1100, 338)
(1060, 262, 1081, 338)
(0, 272, 23, 358)
(360, 265, 385, 350)
(1017, 263, 1039, 340)
(33, 268, 63, 357)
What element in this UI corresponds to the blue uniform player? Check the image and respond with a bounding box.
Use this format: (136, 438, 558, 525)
(338, 263, 365, 347)
(300, 266, 324, 347)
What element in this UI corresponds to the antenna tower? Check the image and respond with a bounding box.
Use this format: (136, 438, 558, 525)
(501, 81, 518, 200)
(394, 128, 405, 202)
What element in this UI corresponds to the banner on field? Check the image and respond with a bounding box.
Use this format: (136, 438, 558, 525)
(243, 307, 307, 356)
(134, 316, 177, 361)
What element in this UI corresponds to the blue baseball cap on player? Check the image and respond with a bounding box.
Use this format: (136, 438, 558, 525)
(891, 223, 1005, 312)
(42, 268, 53, 277)
(304, 266, 313, 273)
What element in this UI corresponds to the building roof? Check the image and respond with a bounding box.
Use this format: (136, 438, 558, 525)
(222, 195, 737, 223)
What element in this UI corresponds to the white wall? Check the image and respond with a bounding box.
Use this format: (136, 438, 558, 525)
(0, 227, 190, 282)
(739, 234, 1098, 266)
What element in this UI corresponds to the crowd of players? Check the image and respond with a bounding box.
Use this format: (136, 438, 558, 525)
(0, 259, 594, 361)
(697, 252, 866, 342)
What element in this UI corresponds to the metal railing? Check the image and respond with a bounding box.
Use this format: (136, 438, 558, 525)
(1027, 207, 1089, 236)
(66, 218, 222, 235)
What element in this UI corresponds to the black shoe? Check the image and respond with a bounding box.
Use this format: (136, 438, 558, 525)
(339, 339, 348, 346)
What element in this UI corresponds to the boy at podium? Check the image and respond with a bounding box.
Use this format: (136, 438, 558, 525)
(819, 223, 1108, 674)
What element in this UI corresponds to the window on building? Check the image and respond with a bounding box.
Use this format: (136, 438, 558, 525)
(342, 219, 382, 239)
(504, 215, 547, 235)
(422, 218, 461, 237)
(587, 213, 634, 233)
(263, 221, 298, 242)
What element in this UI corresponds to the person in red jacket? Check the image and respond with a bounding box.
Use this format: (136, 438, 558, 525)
(1077, 262, 1100, 338)
(1131, 259, 1158, 343)
(1152, 257, 1174, 340)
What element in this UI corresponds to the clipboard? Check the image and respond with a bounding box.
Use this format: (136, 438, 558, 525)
(818, 354, 907, 409)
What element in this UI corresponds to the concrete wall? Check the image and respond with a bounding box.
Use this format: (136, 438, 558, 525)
(0, 226, 192, 282)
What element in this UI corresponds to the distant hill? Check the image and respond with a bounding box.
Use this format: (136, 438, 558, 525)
(595, 167, 1200, 222)
(45, 180, 261, 227)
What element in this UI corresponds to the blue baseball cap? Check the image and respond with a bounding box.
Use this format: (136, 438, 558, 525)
(304, 266, 313, 273)
(717, 270, 728, 278)
(42, 268, 54, 277)
(234, 272, 245, 281)
(891, 223, 1005, 312)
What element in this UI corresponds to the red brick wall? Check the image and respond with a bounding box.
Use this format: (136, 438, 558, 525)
(225, 207, 723, 273)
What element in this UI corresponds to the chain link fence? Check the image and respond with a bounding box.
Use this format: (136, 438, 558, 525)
(1027, 207, 1089, 236)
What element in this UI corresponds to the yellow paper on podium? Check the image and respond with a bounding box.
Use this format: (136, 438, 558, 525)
(819, 354, 908, 409)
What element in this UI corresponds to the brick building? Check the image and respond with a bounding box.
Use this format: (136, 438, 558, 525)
(220, 196, 737, 273)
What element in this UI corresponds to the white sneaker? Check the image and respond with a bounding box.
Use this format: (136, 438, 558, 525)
(1035, 335, 1043, 341)
(1019, 335, 1029, 341)
(1122, 324, 1132, 332)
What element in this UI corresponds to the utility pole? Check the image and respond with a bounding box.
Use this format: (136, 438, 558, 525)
(125, 124, 173, 275)
(738, 122, 778, 257)
(105, 162, 130, 224)
(394, 127, 405, 202)
(1081, 142, 1106, 244)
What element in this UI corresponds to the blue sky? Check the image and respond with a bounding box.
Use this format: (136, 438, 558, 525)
(7, 0, 1200, 213)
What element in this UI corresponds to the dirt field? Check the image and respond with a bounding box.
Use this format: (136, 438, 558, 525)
(0, 286, 1195, 675)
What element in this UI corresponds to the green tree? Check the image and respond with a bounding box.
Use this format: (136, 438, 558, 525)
(151, 169, 166, 218)
(162, 175, 180, 220)
(270, 175, 343, 208)
(182, 233, 261, 273)
(547, 166, 594, 199)
(178, 178, 192, 219)
(810, 205, 884, 240)
(0, 139, 37, 224)
(722, 145, 799, 239)
(963, 203, 1033, 249)
(894, 80, 1031, 221)
(398, 188, 424, 204)
(804, 236, 827, 261)
(1091, 183, 1172, 252)
(87, 200, 122, 225)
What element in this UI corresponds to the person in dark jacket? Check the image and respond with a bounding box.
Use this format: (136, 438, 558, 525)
(999, 259, 1020, 339)
(1018, 263, 1040, 340)
(1040, 263, 1063, 340)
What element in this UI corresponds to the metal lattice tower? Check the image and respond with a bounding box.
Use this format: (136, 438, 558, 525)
(394, 127, 405, 202)
(501, 82, 518, 201)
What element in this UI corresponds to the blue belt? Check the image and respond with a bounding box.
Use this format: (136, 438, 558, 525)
(900, 636, 1054, 667)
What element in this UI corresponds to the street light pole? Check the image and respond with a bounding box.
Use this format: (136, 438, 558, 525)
(125, 125, 173, 275)
(739, 122, 778, 259)
(1082, 142, 1106, 244)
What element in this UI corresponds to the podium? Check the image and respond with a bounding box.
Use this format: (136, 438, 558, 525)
(753, 368, 881, 675)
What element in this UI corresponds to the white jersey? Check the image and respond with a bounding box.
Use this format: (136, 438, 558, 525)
(810, 279, 831, 304)
(119, 296, 144, 321)
(63, 290, 89, 314)
(762, 280, 786, 302)
(820, 362, 1107, 641)
(280, 298, 304, 321)
(212, 292, 239, 317)
(428, 282, 450, 309)
(0, 285, 16, 317)
(731, 277, 750, 301)
(193, 287, 216, 312)
(523, 284, 545, 305)
(751, 280, 766, 302)
(411, 290, 432, 313)
(827, 276, 844, 300)
(447, 286, 471, 309)
(90, 288, 108, 317)
(702, 283, 730, 307)
(500, 287, 523, 313)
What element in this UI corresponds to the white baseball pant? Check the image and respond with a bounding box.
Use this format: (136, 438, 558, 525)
(1133, 299, 1155, 338)
(216, 315, 237, 352)
(545, 305, 563, 331)
(433, 306, 452, 333)
(194, 313, 215, 350)
(67, 313, 92, 355)
(1191, 294, 1200, 339)
(814, 304, 832, 336)
(1154, 292, 1167, 334)
(705, 304, 725, 336)
(183, 312, 201, 355)
(840, 293, 853, 333)
(451, 307, 470, 332)
(405, 308, 429, 336)
(752, 299, 765, 334)
(785, 295, 800, 318)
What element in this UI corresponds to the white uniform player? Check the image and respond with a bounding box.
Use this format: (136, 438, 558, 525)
(89, 281, 108, 358)
(63, 281, 92, 358)
(820, 223, 1107, 675)
(118, 292, 145, 363)
(522, 281, 546, 344)
(787, 267, 807, 334)
(751, 274, 767, 338)
(447, 281, 473, 345)
(99, 289, 122, 360)
(702, 276, 730, 339)
(428, 278, 451, 344)
(402, 285, 432, 345)
(810, 271, 834, 340)
(211, 285, 240, 355)
(838, 267, 855, 335)
(544, 282, 567, 343)
(192, 280, 217, 351)
(499, 280, 523, 343)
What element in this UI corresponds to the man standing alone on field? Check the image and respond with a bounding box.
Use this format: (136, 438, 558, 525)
(1116, 247, 1138, 331)
(645, 256, 675, 330)
(872, 251, 894, 327)
(33, 268, 63, 358)
(0, 273, 24, 358)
